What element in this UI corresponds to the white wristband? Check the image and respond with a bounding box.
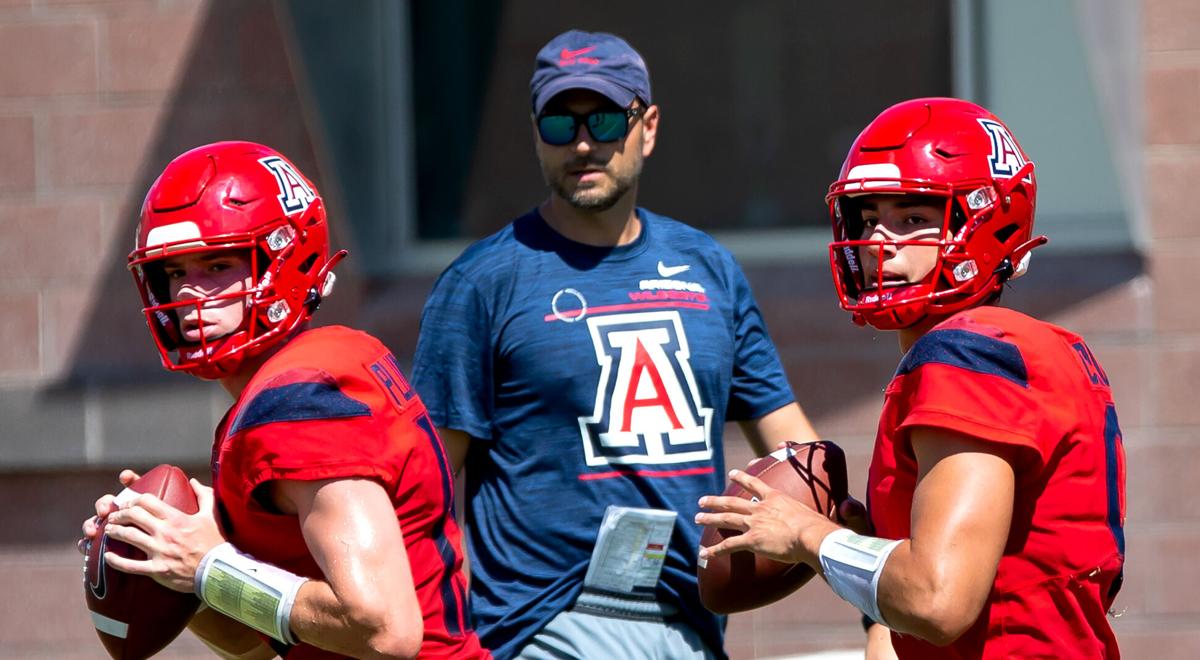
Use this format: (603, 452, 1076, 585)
(195, 542, 307, 645)
(818, 528, 902, 627)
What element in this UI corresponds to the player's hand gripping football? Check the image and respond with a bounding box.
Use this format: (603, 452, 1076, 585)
(696, 468, 873, 571)
(79, 468, 140, 554)
(697, 467, 845, 566)
(761, 439, 873, 536)
(80, 469, 224, 593)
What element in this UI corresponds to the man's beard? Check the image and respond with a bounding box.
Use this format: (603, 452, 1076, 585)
(546, 159, 642, 212)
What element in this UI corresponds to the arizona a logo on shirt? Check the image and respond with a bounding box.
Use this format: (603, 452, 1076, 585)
(578, 311, 713, 466)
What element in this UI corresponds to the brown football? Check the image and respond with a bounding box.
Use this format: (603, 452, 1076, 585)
(83, 464, 202, 660)
(697, 440, 849, 614)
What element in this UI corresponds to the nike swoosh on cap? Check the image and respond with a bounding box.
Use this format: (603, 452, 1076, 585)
(657, 261, 691, 278)
(560, 46, 597, 60)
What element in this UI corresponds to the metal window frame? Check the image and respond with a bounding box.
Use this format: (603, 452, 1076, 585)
(393, 0, 1141, 276)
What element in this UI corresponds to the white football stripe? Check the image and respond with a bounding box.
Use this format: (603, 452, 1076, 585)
(90, 611, 129, 638)
(113, 487, 139, 507)
(768, 445, 796, 461)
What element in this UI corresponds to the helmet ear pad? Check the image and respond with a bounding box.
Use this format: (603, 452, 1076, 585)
(825, 98, 1046, 330)
(128, 142, 342, 379)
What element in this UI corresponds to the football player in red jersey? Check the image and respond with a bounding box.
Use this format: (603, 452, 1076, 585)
(697, 98, 1126, 659)
(79, 141, 488, 659)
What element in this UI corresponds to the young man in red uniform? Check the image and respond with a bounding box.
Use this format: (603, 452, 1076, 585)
(697, 98, 1126, 658)
(80, 141, 487, 659)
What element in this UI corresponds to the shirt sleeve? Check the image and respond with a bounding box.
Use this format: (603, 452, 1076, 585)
(228, 369, 407, 492)
(894, 327, 1046, 465)
(411, 265, 496, 441)
(724, 257, 795, 421)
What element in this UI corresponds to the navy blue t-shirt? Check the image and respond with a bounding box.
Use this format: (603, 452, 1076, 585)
(412, 208, 794, 659)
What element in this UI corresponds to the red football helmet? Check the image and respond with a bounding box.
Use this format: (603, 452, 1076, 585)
(826, 98, 1047, 330)
(128, 141, 346, 379)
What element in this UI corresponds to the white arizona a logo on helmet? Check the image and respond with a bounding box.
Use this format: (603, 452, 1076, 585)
(977, 119, 1032, 182)
(259, 156, 316, 214)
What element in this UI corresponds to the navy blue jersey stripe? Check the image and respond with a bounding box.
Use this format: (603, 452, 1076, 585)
(433, 523, 463, 636)
(897, 328, 1029, 388)
(230, 381, 371, 435)
(1102, 402, 1126, 602)
(416, 413, 454, 515)
(1103, 403, 1125, 556)
(414, 413, 465, 635)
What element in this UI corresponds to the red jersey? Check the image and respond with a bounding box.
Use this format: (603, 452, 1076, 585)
(869, 306, 1125, 659)
(211, 326, 487, 659)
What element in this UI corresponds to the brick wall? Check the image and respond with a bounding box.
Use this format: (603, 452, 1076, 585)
(0, 2, 334, 653)
(0, 0, 198, 384)
(1110, 0, 1200, 656)
(0, 0, 336, 389)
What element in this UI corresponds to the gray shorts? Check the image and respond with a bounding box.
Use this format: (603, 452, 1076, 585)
(514, 607, 717, 660)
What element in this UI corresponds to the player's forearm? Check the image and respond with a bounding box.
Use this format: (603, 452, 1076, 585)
(874, 542, 989, 645)
(193, 545, 422, 659)
(288, 580, 423, 660)
(865, 622, 899, 660)
(810, 528, 990, 646)
(283, 478, 425, 658)
(187, 606, 276, 660)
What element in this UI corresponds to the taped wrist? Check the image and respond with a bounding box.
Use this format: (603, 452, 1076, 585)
(195, 542, 307, 645)
(818, 528, 901, 627)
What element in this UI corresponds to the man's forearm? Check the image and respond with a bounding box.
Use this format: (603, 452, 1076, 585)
(188, 605, 275, 660)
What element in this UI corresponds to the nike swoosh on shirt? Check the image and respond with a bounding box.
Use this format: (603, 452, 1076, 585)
(657, 261, 691, 278)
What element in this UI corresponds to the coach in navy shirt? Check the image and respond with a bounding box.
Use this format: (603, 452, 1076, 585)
(413, 29, 818, 660)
